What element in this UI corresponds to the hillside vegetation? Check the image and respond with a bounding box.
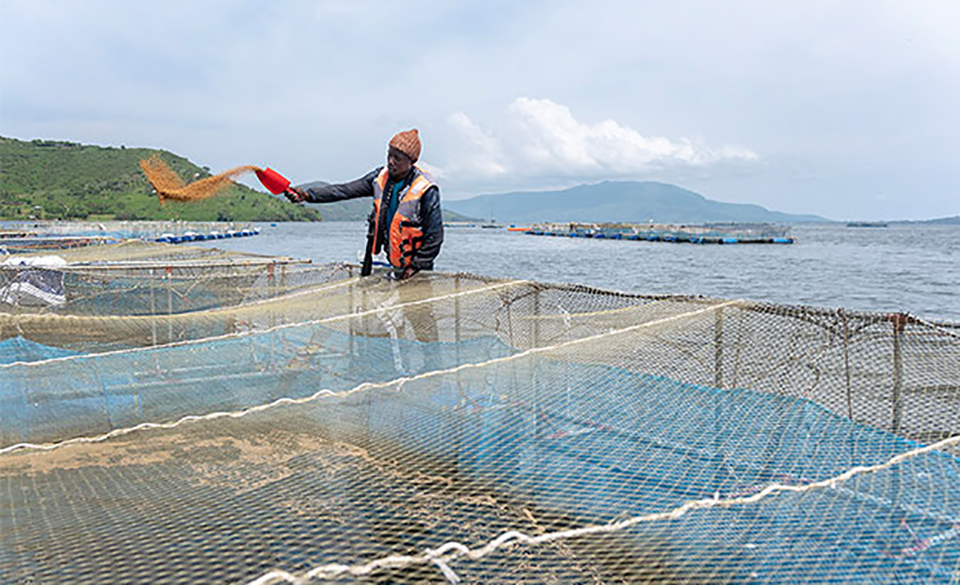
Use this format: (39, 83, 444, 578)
(0, 136, 321, 221)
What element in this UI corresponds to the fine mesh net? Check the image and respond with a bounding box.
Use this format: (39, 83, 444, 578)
(1, 243, 958, 584)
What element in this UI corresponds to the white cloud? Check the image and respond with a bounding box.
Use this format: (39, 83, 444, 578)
(445, 111, 508, 177)
(444, 97, 757, 185)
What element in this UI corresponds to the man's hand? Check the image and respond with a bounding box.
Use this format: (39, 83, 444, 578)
(285, 187, 307, 203)
(400, 266, 418, 280)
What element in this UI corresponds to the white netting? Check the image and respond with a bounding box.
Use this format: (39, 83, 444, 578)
(1, 241, 957, 583)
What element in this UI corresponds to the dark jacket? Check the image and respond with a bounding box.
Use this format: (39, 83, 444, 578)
(302, 167, 443, 271)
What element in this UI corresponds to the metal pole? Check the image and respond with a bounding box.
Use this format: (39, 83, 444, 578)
(533, 285, 541, 349)
(454, 274, 463, 472)
(166, 266, 173, 343)
(268, 263, 276, 362)
(533, 285, 542, 447)
(891, 313, 906, 434)
(841, 310, 853, 420)
(455, 275, 463, 404)
(361, 210, 376, 277)
(455, 275, 462, 346)
(506, 283, 515, 348)
(348, 269, 355, 357)
(714, 306, 724, 388)
(149, 268, 157, 347)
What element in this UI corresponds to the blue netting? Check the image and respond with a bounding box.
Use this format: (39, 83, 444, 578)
(0, 336, 80, 365)
(332, 355, 960, 583)
(1, 327, 957, 583)
(0, 327, 516, 448)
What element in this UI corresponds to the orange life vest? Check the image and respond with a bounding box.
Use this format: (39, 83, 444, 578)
(371, 167, 436, 269)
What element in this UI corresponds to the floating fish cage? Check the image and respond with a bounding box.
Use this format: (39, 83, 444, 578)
(0, 241, 958, 584)
(0, 220, 260, 251)
(529, 222, 795, 244)
(0, 234, 124, 254)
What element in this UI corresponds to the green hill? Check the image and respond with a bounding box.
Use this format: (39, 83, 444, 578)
(447, 181, 828, 224)
(0, 136, 321, 221)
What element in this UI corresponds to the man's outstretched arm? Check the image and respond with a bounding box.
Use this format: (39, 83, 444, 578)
(288, 168, 380, 203)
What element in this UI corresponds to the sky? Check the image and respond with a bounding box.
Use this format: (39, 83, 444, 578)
(1, 0, 957, 220)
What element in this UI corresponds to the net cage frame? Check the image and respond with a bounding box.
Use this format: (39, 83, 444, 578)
(0, 243, 958, 584)
(0, 240, 323, 317)
(1, 219, 258, 239)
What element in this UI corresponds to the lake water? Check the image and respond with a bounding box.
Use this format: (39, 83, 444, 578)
(199, 221, 960, 323)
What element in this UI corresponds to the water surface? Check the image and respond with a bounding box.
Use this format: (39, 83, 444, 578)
(200, 222, 959, 322)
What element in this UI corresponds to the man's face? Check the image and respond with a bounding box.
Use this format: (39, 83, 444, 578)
(387, 146, 413, 179)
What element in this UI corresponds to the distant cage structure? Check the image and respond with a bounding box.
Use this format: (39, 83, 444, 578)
(0, 239, 958, 584)
(0, 220, 260, 251)
(529, 221, 795, 244)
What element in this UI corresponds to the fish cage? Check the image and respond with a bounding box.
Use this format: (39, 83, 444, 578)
(529, 222, 794, 244)
(0, 221, 261, 253)
(0, 242, 958, 584)
(0, 220, 258, 239)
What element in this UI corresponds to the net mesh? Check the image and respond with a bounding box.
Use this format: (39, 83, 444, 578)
(1, 242, 958, 584)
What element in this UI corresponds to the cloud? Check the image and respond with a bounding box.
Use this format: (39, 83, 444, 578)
(443, 97, 757, 187)
(446, 111, 508, 177)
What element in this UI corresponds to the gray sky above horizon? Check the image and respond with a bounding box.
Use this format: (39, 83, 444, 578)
(1, 0, 957, 220)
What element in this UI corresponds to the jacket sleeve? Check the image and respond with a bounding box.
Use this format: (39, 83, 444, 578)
(412, 185, 444, 271)
(300, 168, 380, 203)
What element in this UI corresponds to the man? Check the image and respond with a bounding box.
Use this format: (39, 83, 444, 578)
(287, 129, 443, 280)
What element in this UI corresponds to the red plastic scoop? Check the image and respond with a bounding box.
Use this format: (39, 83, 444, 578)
(255, 167, 292, 195)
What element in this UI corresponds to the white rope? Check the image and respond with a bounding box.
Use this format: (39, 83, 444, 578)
(0, 298, 735, 455)
(247, 433, 960, 584)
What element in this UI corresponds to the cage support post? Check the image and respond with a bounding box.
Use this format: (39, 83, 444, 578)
(890, 313, 906, 434)
(533, 285, 542, 444)
(348, 269, 355, 357)
(166, 265, 173, 343)
(454, 274, 462, 403)
(841, 310, 853, 420)
(454, 274, 463, 473)
(714, 306, 724, 388)
(149, 267, 157, 347)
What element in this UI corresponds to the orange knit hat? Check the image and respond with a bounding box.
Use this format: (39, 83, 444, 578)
(389, 129, 421, 163)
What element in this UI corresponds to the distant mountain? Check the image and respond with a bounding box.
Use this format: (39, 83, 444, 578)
(924, 215, 960, 225)
(0, 136, 322, 222)
(446, 181, 827, 224)
(296, 180, 477, 222)
(893, 215, 960, 226)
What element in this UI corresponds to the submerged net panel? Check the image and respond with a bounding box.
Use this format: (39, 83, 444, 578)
(1, 267, 958, 584)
